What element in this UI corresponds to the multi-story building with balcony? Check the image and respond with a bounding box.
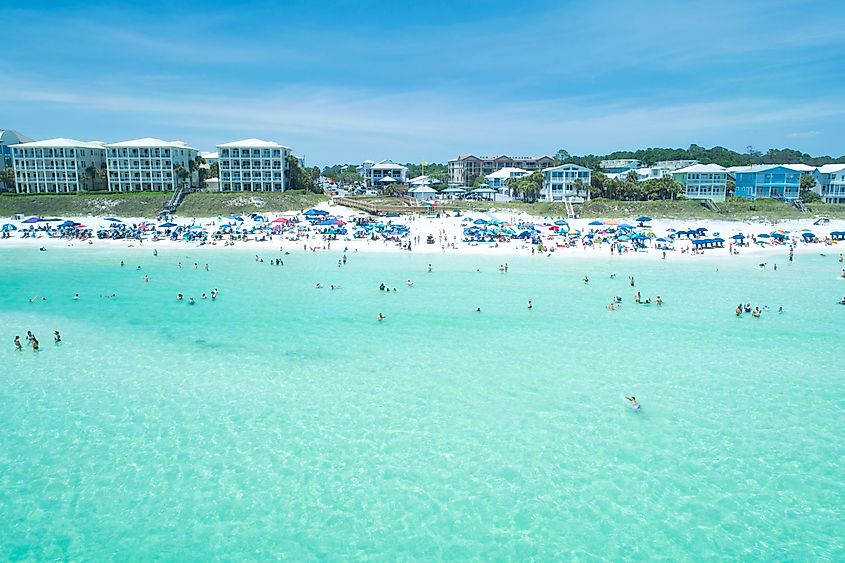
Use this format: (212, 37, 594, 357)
(1, 129, 33, 170)
(728, 164, 814, 201)
(11, 138, 106, 193)
(357, 159, 408, 187)
(541, 164, 592, 202)
(217, 139, 291, 192)
(672, 164, 728, 202)
(448, 154, 555, 186)
(814, 164, 845, 203)
(105, 138, 198, 192)
(599, 159, 640, 173)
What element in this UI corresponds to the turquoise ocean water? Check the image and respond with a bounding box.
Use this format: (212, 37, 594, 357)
(0, 246, 843, 560)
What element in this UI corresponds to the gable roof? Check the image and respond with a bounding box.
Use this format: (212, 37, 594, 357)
(817, 163, 845, 174)
(674, 163, 727, 173)
(543, 163, 591, 173)
(107, 138, 197, 150)
(485, 167, 529, 179)
(12, 138, 105, 149)
(216, 138, 291, 149)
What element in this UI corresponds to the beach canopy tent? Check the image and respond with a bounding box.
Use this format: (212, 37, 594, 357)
(271, 217, 289, 223)
(618, 224, 634, 230)
(731, 234, 745, 240)
(473, 219, 488, 225)
(801, 232, 816, 238)
(59, 220, 78, 227)
(104, 217, 122, 222)
(304, 209, 328, 216)
(554, 220, 569, 226)
(831, 231, 845, 240)
(159, 222, 178, 228)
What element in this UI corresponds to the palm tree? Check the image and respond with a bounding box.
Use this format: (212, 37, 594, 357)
(173, 163, 190, 192)
(0, 167, 15, 193)
(84, 165, 97, 191)
(193, 155, 206, 189)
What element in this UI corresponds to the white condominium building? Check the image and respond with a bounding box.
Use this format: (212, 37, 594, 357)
(105, 138, 198, 192)
(217, 139, 291, 192)
(11, 138, 106, 193)
(814, 164, 845, 204)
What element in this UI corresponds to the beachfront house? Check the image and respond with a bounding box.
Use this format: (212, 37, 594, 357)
(448, 154, 555, 186)
(11, 138, 106, 193)
(105, 138, 198, 192)
(541, 164, 591, 202)
(1, 129, 33, 170)
(728, 164, 814, 201)
(485, 167, 529, 198)
(217, 139, 291, 192)
(672, 163, 728, 202)
(600, 159, 640, 173)
(814, 164, 845, 204)
(358, 159, 408, 187)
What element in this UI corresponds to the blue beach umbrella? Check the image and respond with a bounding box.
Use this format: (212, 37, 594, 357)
(758, 233, 771, 238)
(636, 216, 652, 222)
(554, 220, 569, 226)
(731, 234, 745, 240)
(160, 222, 177, 228)
(588, 220, 603, 226)
(802, 232, 816, 238)
(104, 217, 122, 222)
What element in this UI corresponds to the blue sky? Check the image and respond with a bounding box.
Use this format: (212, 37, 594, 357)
(1, 0, 844, 165)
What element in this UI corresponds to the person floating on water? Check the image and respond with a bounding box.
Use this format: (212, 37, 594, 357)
(625, 396, 641, 411)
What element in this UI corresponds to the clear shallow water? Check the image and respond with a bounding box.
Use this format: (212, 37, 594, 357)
(1, 245, 843, 560)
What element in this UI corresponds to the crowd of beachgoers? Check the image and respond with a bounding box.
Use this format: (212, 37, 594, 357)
(2, 203, 845, 262)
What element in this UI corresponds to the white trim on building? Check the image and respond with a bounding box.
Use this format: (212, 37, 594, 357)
(216, 138, 291, 192)
(12, 138, 106, 193)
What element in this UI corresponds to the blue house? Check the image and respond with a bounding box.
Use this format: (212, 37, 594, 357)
(728, 164, 815, 201)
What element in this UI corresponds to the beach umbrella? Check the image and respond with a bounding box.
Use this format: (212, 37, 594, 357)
(554, 220, 569, 226)
(758, 233, 771, 238)
(104, 217, 122, 222)
(2, 224, 17, 231)
(731, 234, 745, 240)
(618, 224, 634, 230)
(22, 217, 40, 224)
(588, 220, 603, 226)
(271, 217, 289, 223)
(473, 219, 488, 225)
(636, 216, 652, 222)
(665, 228, 676, 232)
(802, 232, 816, 238)
(604, 219, 619, 225)
(160, 222, 177, 228)
(696, 227, 708, 232)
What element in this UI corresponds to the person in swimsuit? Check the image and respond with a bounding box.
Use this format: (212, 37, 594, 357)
(14, 336, 22, 351)
(53, 331, 61, 343)
(625, 396, 640, 410)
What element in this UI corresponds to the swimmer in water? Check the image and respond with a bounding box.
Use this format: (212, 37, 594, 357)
(53, 331, 61, 343)
(177, 293, 183, 301)
(528, 300, 533, 309)
(14, 336, 22, 351)
(475, 307, 481, 313)
(201, 293, 207, 299)
(32, 338, 39, 351)
(736, 304, 743, 316)
(315, 283, 323, 289)
(406, 279, 414, 286)
(73, 293, 80, 300)
(583, 276, 589, 284)
(188, 297, 196, 305)
(625, 396, 640, 411)
(377, 313, 385, 321)
(752, 307, 761, 318)
(656, 296, 662, 305)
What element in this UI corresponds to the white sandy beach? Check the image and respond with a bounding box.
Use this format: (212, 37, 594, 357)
(3, 200, 844, 262)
